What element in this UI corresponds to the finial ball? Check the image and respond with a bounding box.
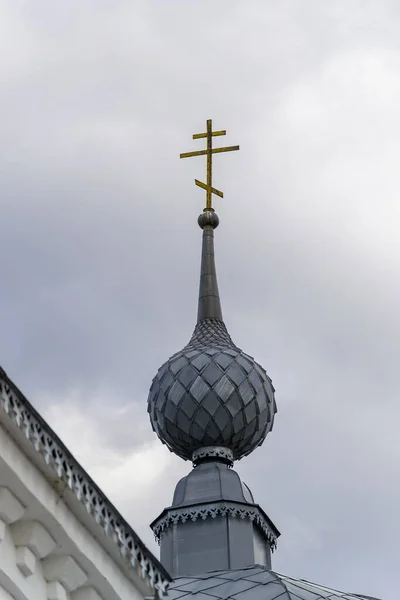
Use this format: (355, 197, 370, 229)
(198, 210, 219, 229)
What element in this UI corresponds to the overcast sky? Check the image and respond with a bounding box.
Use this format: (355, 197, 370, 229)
(1, 1, 399, 598)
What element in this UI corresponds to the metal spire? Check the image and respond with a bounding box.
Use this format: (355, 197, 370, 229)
(196, 218, 222, 322)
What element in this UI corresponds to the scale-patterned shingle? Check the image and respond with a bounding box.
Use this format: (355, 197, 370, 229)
(148, 318, 277, 461)
(166, 566, 380, 600)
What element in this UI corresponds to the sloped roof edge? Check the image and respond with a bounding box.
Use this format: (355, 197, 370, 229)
(0, 367, 171, 598)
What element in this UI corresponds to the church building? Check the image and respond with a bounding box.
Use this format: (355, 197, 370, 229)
(0, 121, 380, 600)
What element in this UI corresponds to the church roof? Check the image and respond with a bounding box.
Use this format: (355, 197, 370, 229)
(147, 121, 381, 599)
(0, 365, 170, 598)
(166, 565, 381, 600)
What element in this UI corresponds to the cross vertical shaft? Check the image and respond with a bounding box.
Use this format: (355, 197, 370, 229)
(206, 119, 212, 210)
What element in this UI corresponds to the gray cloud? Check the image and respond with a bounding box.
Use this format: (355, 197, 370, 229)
(1, 1, 399, 598)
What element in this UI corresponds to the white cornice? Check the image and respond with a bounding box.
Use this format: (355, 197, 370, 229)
(0, 371, 169, 599)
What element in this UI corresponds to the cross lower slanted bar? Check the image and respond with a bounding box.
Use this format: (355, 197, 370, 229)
(180, 119, 239, 210)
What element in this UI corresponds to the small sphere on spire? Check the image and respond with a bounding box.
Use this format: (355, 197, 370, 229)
(198, 210, 219, 229)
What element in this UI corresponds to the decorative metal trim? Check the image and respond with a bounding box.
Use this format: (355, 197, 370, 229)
(151, 501, 278, 551)
(192, 446, 234, 465)
(0, 374, 169, 598)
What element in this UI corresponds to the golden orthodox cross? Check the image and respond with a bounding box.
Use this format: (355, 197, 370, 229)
(180, 119, 239, 210)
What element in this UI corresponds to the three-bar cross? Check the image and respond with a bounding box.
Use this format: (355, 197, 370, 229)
(180, 119, 239, 210)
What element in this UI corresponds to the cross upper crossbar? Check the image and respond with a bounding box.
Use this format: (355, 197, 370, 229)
(179, 119, 239, 209)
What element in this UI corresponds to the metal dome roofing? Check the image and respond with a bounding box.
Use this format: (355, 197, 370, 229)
(166, 565, 380, 600)
(147, 318, 276, 462)
(147, 211, 276, 463)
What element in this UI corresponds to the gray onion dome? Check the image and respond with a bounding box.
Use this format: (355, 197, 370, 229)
(147, 211, 277, 463)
